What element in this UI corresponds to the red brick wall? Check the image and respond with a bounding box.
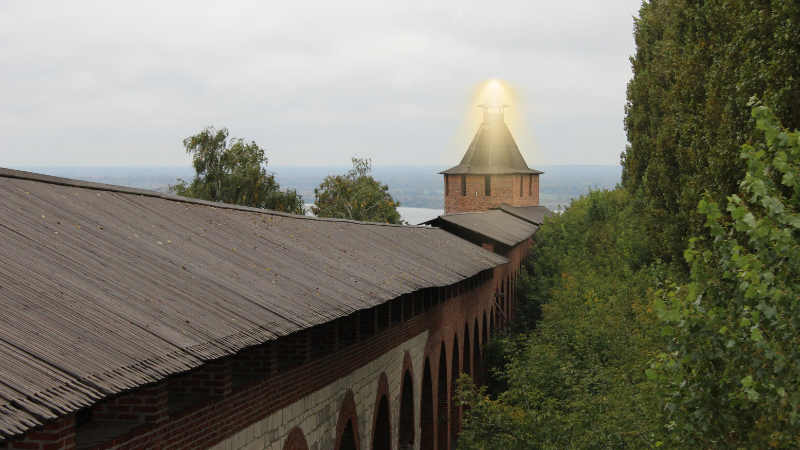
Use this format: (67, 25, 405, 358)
(3, 415, 75, 450)
(93, 383, 169, 424)
(2, 239, 531, 450)
(444, 174, 540, 214)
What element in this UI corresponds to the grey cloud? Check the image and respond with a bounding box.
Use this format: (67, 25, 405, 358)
(0, 0, 641, 167)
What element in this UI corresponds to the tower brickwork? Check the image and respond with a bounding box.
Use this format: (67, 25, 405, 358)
(441, 95, 542, 214)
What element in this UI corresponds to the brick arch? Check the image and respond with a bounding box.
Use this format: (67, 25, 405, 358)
(402, 350, 414, 380)
(398, 351, 415, 449)
(284, 427, 309, 450)
(371, 373, 391, 450)
(334, 390, 361, 450)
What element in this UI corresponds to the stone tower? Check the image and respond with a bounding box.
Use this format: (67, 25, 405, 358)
(441, 95, 542, 214)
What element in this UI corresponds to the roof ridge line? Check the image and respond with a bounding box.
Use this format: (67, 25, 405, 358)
(0, 167, 427, 228)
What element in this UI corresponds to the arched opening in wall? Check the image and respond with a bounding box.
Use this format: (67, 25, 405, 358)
(437, 343, 448, 450)
(463, 324, 471, 379)
(340, 419, 357, 450)
(499, 282, 505, 330)
(399, 370, 415, 449)
(490, 309, 495, 337)
(473, 319, 481, 386)
(373, 395, 391, 450)
(506, 277, 511, 317)
(483, 312, 488, 343)
(336, 390, 361, 450)
(421, 358, 434, 450)
(284, 427, 309, 450)
(450, 336, 461, 445)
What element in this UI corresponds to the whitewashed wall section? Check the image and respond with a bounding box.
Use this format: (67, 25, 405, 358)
(209, 331, 429, 450)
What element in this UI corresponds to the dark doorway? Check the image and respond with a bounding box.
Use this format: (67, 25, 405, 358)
(399, 370, 415, 449)
(373, 395, 390, 450)
(340, 419, 357, 450)
(473, 319, 481, 386)
(421, 359, 434, 450)
(437, 343, 448, 450)
(450, 336, 460, 445)
(463, 325, 471, 379)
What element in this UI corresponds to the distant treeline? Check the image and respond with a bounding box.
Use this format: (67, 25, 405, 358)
(17, 165, 622, 211)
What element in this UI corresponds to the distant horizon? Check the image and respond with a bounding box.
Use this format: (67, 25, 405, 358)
(8, 163, 622, 169)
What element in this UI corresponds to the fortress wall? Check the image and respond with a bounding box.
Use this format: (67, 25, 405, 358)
(2, 243, 531, 450)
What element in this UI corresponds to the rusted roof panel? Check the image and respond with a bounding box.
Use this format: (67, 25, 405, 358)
(491, 203, 555, 225)
(0, 168, 507, 439)
(423, 210, 539, 246)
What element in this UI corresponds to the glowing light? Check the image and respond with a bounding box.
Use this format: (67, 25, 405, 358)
(440, 79, 545, 166)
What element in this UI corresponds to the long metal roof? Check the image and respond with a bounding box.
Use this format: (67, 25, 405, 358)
(423, 210, 539, 247)
(490, 204, 555, 225)
(0, 168, 507, 439)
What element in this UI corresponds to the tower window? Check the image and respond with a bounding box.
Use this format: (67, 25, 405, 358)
(445, 175, 449, 196)
(461, 174, 467, 196)
(520, 176, 523, 196)
(529, 175, 532, 196)
(485, 175, 491, 196)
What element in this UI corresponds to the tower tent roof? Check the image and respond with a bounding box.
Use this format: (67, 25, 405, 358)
(440, 121, 542, 175)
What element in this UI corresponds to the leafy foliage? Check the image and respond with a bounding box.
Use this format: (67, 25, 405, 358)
(171, 127, 305, 214)
(623, 0, 800, 263)
(458, 188, 670, 449)
(650, 105, 800, 448)
(311, 157, 402, 224)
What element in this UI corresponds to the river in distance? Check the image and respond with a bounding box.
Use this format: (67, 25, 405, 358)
(305, 205, 442, 226)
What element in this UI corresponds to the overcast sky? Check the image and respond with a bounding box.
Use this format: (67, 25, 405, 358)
(0, 0, 643, 168)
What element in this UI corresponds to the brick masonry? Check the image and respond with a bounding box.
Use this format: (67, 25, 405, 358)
(444, 174, 540, 214)
(1, 240, 530, 450)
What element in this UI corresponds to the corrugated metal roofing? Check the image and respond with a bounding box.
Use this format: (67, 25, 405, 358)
(423, 210, 539, 247)
(490, 204, 555, 225)
(0, 168, 507, 440)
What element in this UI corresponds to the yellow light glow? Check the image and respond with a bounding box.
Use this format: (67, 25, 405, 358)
(440, 79, 544, 166)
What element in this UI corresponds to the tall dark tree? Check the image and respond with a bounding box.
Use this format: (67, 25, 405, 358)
(623, 0, 800, 263)
(311, 157, 402, 224)
(172, 127, 304, 214)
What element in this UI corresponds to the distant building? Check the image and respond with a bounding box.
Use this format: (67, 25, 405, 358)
(441, 95, 543, 214)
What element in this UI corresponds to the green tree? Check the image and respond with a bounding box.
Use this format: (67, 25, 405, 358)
(311, 157, 402, 224)
(651, 104, 800, 448)
(623, 0, 800, 264)
(172, 127, 305, 214)
(458, 188, 668, 449)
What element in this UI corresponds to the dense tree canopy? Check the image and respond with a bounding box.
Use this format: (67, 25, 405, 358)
(311, 157, 402, 224)
(172, 127, 305, 214)
(458, 188, 669, 449)
(459, 2, 800, 448)
(623, 0, 800, 263)
(651, 105, 800, 448)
